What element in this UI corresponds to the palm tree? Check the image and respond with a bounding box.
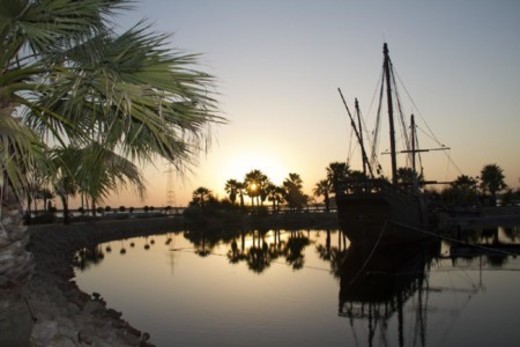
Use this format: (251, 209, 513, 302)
(192, 187, 212, 208)
(441, 174, 479, 206)
(224, 179, 240, 205)
(326, 162, 350, 195)
(313, 179, 331, 212)
(49, 145, 146, 220)
(244, 169, 268, 207)
(236, 181, 246, 209)
(480, 164, 507, 205)
(1, 1, 220, 293)
(266, 183, 284, 213)
(283, 173, 308, 211)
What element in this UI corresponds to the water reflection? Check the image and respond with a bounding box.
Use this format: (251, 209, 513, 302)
(338, 241, 439, 347)
(74, 225, 520, 347)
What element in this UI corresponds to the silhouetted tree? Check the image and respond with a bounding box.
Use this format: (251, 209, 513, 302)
(313, 179, 331, 211)
(225, 179, 240, 205)
(266, 184, 284, 213)
(192, 187, 212, 208)
(326, 162, 350, 195)
(441, 175, 479, 206)
(283, 173, 308, 211)
(480, 164, 507, 205)
(244, 169, 269, 207)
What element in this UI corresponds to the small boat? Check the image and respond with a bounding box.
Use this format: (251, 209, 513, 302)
(336, 43, 442, 247)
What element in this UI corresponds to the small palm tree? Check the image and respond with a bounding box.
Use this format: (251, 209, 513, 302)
(283, 173, 308, 211)
(480, 164, 507, 205)
(192, 187, 212, 208)
(266, 183, 284, 213)
(225, 179, 240, 205)
(244, 169, 267, 207)
(326, 162, 350, 195)
(313, 180, 331, 212)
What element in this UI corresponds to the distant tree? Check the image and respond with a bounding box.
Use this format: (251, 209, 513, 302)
(313, 180, 331, 212)
(441, 175, 479, 206)
(192, 187, 212, 208)
(480, 164, 507, 205)
(225, 179, 240, 205)
(244, 170, 269, 207)
(326, 162, 350, 195)
(283, 173, 308, 211)
(396, 167, 422, 186)
(119, 206, 126, 213)
(236, 182, 246, 209)
(54, 176, 77, 225)
(266, 183, 284, 213)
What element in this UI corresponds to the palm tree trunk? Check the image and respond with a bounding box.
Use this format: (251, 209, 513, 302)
(0, 197, 33, 289)
(0, 192, 34, 347)
(60, 194, 70, 225)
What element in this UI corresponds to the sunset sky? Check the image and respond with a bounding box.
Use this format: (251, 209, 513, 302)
(97, 0, 520, 208)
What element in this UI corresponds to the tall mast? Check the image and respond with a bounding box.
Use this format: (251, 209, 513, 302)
(411, 114, 416, 175)
(383, 43, 398, 185)
(338, 89, 374, 178)
(355, 98, 367, 177)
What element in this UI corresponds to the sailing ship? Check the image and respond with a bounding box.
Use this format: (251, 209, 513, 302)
(336, 43, 443, 247)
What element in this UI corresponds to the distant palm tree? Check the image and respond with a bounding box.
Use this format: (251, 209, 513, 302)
(244, 169, 268, 206)
(326, 162, 350, 195)
(236, 181, 246, 209)
(480, 164, 507, 205)
(313, 179, 331, 212)
(442, 174, 479, 206)
(266, 183, 284, 213)
(49, 145, 146, 220)
(225, 179, 240, 205)
(283, 173, 308, 211)
(192, 187, 212, 207)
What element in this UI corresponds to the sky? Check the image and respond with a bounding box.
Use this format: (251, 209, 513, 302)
(93, 0, 520, 209)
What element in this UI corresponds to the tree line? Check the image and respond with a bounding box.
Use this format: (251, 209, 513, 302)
(189, 162, 517, 213)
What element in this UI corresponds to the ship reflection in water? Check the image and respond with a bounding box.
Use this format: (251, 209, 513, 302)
(74, 225, 520, 347)
(338, 240, 439, 347)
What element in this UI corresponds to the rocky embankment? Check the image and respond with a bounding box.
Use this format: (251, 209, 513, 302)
(18, 217, 183, 346)
(4, 212, 338, 346)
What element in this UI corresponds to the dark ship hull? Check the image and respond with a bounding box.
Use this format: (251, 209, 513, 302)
(336, 181, 429, 247)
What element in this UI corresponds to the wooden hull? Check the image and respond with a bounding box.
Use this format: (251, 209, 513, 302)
(336, 191, 429, 247)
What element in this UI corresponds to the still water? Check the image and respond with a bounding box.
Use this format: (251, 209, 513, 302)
(74, 227, 520, 346)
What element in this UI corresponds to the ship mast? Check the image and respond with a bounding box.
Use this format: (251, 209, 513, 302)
(411, 114, 416, 175)
(355, 98, 367, 177)
(383, 43, 398, 185)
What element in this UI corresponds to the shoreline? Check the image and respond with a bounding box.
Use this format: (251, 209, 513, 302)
(19, 217, 185, 346)
(11, 212, 338, 346)
(8, 209, 518, 346)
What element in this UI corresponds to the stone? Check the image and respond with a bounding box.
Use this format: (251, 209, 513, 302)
(30, 320, 58, 345)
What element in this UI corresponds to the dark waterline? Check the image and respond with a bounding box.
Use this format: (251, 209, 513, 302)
(74, 227, 520, 346)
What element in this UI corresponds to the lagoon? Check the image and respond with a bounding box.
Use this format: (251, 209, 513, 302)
(74, 227, 520, 346)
